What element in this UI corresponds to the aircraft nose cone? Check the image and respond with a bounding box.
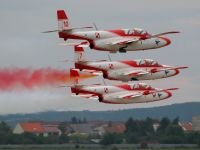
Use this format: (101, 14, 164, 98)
(174, 69, 180, 76)
(159, 37, 171, 46)
(165, 90, 172, 99)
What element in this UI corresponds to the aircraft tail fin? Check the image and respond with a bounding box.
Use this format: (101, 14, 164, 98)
(57, 10, 70, 31)
(74, 45, 86, 62)
(70, 68, 79, 85)
(42, 10, 92, 34)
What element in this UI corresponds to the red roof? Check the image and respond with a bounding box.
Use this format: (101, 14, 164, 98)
(20, 122, 44, 133)
(104, 123, 126, 134)
(179, 122, 193, 131)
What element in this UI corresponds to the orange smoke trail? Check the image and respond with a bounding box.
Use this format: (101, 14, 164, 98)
(0, 67, 96, 91)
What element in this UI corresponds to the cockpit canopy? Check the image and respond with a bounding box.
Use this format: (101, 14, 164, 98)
(130, 83, 154, 90)
(136, 59, 162, 67)
(133, 28, 148, 35)
(125, 28, 149, 35)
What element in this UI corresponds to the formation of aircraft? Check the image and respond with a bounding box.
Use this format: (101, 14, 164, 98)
(44, 10, 187, 104)
(69, 69, 178, 104)
(72, 45, 188, 82)
(44, 10, 180, 53)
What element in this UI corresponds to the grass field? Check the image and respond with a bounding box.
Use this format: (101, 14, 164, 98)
(0, 148, 197, 150)
(0, 148, 199, 150)
(0, 148, 198, 150)
(0, 144, 198, 150)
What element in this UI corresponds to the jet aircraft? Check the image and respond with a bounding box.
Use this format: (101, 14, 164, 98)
(44, 10, 180, 53)
(69, 68, 178, 104)
(71, 45, 188, 82)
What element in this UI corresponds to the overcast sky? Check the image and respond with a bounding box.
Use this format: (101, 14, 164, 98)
(0, 0, 199, 114)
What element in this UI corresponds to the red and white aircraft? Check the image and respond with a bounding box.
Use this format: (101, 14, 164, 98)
(44, 10, 180, 53)
(72, 45, 188, 82)
(69, 69, 178, 104)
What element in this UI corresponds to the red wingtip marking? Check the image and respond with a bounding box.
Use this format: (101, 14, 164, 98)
(166, 31, 181, 34)
(166, 88, 179, 91)
(176, 66, 188, 70)
(74, 45, 84, 52)
(57, 10, 68, 20)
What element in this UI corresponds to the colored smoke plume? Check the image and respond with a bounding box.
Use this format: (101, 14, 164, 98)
(0, 68, 96, 91)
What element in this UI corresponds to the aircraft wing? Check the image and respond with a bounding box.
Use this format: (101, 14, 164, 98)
(150, 66, 188, 73)
(81, 69, 103, 76)
(106, 37, 140, 45)
(42, 26, 93, 33)
(143, 88, 179, 95)
(71, 93, 99, 100)
(104, 31, 180, 45)
(148, 31, 180, 39)
(113, 68, 149, 78)
(108, 91, 143, 100)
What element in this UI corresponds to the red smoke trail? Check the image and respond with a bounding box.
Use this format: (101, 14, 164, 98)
(0, 68, 96, 91)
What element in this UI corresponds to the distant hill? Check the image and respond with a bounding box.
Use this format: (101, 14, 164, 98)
(0, 102, 200, 127)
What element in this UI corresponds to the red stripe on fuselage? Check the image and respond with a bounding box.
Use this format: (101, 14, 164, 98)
(116, 84, 132, 90)
(119, 61, 137, 67)
(116, 84, 155, 91)
(119, 60, 162, 68)
(75, 63, 106, 72)
(59, 32, 89, 40)
(75, 63, 119, 81)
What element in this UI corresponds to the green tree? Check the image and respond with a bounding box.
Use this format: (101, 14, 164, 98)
(157, 117, 170, 134)
(101, 133, 123, 145)
(58, 123, 66, 135)
(59, 134, 69, 144)
(0, 121, 11, 133)
(71, 117, 78, 124)
(166, 125, 184, 136)
(83, 117, 87, 123)
(142, 117, 155, 135)
(172, 116, 179, 125)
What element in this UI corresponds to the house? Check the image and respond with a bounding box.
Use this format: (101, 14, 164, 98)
(178, 122, 193, 132)
(43, 125, 61, 137)
(13, 122, 44, 136)
(103, 122, 126, 134)
(13, 122, 61, 137)
(152, 123, 160, 132)
(94, 122, 126, 135)
(65, 121, 108, 135)
(68, 123, 98, 135)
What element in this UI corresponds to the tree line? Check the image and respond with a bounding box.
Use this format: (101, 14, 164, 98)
(101, 117, 200, 145)
(0, 117, 200, 145)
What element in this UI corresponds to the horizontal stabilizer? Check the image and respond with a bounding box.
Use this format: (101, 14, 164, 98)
(71, 93, 99, 100)
(59, 41, 89, 47)
(144, 88, 179, 95)
(42, 26, 93, 33)
(148, 31, 180, 39)
(174, 66, 188, 70)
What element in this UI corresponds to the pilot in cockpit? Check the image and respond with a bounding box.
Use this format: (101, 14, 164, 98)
(133, 28, 149, 35)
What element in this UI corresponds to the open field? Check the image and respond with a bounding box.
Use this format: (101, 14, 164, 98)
(0, 148, 199, 150)
(0, 145, 199, 150)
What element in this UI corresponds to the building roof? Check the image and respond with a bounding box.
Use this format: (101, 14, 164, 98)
(70, 123, 94, 134)
(20, 122, 44, 133)
(104, 123, 126, 134)
(43, 126, 60, 133)
(179, 122, 193, 132)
